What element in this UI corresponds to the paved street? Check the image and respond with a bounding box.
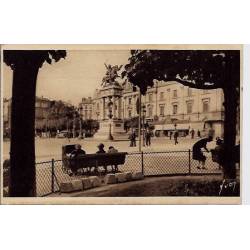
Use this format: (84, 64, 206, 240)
(3, 136, 218, 162)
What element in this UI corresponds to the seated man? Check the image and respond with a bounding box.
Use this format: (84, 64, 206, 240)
(96, 143, 107, 173)
(69, 144, 86, 175)
(108, 146, 119, 172)
(96, 143, 106, 154)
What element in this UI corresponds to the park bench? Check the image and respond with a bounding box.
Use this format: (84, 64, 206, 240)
(62, 144, 127, 175)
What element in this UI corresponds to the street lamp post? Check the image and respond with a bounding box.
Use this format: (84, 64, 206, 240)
(72, 110, 77, 138)
(78, 107, 83, 139)
(142, 104, 146, 146)
(138, 91, 142, 152)
(108, 99, 114, 141)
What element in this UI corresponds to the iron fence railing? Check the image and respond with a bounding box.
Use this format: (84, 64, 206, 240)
(4, 150, 223, 197)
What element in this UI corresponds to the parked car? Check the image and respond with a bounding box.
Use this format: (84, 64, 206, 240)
(57, 130, 69, 138)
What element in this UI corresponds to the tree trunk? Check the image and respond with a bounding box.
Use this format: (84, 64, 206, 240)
(9, 64, 39, 197)
(222, 86, 237, 179)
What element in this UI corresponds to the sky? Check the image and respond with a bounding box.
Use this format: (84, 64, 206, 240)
(3, 50, 131, 105)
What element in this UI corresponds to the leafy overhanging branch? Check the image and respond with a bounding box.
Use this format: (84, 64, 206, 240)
(4, 50, 66, 70)
(122, 50, 240, 95)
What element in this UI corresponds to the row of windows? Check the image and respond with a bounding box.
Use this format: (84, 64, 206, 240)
(122, 88, 211, 106)
(117, 99, 210, 119)
(142, 88, 210, 103)
(144, 101, 210, 117)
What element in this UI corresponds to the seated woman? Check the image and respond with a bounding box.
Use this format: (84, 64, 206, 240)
(108, 146, 119, 172)
(69, 144, 86, 176)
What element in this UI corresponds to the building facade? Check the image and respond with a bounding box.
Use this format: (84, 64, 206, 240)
(3, 97, 74, 136)
(78, 97, 93, 120)
(80, 80, 226, 137)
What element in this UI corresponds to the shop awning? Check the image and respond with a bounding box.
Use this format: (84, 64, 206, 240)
(154, 123, 190, 131)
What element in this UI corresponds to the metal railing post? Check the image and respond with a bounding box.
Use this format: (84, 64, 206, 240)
(188, 150, 191, 175)
(141, 151, 144, 175)
(51, 158, 55, 193)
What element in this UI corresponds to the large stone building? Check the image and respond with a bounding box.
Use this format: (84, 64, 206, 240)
(3, 97, 74, 136)
(79, 80, 226, 137)
(78, 97, 93, 120)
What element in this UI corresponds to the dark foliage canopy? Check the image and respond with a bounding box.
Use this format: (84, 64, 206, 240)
(4, 50, 66, 69)
(122, 50, 240, 95)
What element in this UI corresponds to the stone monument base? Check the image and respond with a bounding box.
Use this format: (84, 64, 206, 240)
(94, 120, 128, 140)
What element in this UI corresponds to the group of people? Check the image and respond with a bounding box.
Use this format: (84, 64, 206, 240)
(168, 129, 203, 146)
(68, 143, 119, 175)
(189, 129, 201, 139)
(192, 135, 240, 170)
(70, 143, 118, 156)
(68, 132, 239, 174)
(129, 128, 152, 147)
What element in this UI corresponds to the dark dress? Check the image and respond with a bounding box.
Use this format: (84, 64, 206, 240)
(70, 149, 86, 174)
(192, 138, 209, 162)
(96, 149, 107, 172)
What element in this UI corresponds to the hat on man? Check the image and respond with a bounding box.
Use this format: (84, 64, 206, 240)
(97, 143, 104, 149)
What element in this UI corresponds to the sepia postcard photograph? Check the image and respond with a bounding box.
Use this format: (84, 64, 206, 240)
(0, 44, 242, 204)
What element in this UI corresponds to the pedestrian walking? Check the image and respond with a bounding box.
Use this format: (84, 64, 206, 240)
(197, 129, 201, 138)
(145, 129, 151, 146)
(192, 136, 213, 169)
(190, 129, 195, 139)
(129, 129, 136, 147)
(174, 130, 179, 145)
(169, 131, 173, 140)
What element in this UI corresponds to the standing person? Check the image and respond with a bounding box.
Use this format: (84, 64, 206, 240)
(129, 129, 133, 147)
(190, 129, 195, 139)
(129, 129, 136, 147)
(169, 131, 173, 140)
(174, 130, 179, 145)
(192, 136, 213, 169)
(145, 128, 151, 146)
(132, 130, 136, 147)
(197, 130, 201, 138)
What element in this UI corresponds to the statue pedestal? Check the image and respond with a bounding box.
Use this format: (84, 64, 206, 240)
(94, 120, 127, 140)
